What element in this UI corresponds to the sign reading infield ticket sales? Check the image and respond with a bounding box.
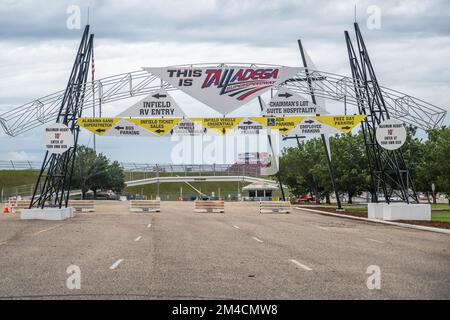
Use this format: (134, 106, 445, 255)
(143, 66, 301, 114)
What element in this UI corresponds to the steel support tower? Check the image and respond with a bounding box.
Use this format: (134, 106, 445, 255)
(30, 25, 94, 209)
(345, 23, 418, 204)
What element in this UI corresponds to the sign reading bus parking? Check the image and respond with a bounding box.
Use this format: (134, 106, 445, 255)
(43, 123, 74, 154)
(376, 119, 407, 150)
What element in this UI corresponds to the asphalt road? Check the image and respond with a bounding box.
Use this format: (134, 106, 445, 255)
(0, 201, 448, 299)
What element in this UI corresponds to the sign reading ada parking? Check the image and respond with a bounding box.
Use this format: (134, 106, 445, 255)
(376, 119, 406, 150)
(262, 88, 328, 116)
(117, 89, 185, 118)
(44, 123, 73, 154)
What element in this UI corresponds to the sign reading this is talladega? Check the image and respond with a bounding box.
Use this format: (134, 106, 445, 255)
(143, 66, 300, 115)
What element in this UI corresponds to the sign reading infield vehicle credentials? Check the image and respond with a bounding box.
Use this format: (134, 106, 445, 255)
(376, 119, 407, 150)
(43, 123, 73, 154)
(143, 66, 300, 114)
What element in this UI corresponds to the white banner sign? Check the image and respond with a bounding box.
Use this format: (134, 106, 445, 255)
(261, 88, 328, 116)
(143, 66, 300, 115)
(117, 89, 185, 118)
(376, 119, 407, 150)
(43, 123, 74, 154)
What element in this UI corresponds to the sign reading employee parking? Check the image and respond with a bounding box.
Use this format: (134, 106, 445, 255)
(376, 119, 407, 150)
(262, 88, 328, 116)
(144, 66, 300, 114)
(44, 123, 74, 154)
(117, 89, 185, 118)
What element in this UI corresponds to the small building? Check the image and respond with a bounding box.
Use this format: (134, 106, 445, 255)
(242, 181, 279, 201)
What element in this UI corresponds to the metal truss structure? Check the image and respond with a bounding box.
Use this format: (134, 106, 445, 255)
(345, 23, 418, 203)
(0, 64, 446, 137)
(29, 25, 94, 209)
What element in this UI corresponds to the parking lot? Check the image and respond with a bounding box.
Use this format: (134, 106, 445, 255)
(0, 201, 449, 299)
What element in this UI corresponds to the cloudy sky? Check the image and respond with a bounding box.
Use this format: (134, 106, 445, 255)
(0, 0, 449, 164)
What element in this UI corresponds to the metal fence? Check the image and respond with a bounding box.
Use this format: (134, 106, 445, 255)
(0, 161, 261, 175)
(0, 161, 264, 202)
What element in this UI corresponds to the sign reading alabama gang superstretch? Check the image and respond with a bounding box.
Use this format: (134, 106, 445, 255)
(143, 66, 300, 114)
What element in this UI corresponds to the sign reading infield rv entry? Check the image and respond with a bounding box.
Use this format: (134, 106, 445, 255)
(117, 89, 185, 118)
(376, 119, 407, 150)
(43, 123, 73, 154)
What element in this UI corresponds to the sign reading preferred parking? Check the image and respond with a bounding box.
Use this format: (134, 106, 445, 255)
(43, 123, 74, 154)
(376, 119, 406, 150)
(118, 89, 185, 118)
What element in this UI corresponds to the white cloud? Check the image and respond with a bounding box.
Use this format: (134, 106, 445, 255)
(0, 0, 449, 163)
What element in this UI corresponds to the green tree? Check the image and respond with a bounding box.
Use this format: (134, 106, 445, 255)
(279, 138, 331, 204)
(72, 146, 125, 199)
(416, 127, 450, 204)
(331, 132, 370, 204)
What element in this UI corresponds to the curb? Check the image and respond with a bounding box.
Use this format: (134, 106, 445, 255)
(295, 207, 450, 235)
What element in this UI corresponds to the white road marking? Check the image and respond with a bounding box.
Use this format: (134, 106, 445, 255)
(289, 259, 313, 271)
(0, 241, 7, 246)
(134, 236, 142, 242)
(316, 226, 330, 231)
(233, 225, 240, 229)
(109, 259, 123, 270)
(31, 224, 64, 236)
(366, 238, 384, 244)
(252, 236, 263, 243)
(147, 223, 152, 228)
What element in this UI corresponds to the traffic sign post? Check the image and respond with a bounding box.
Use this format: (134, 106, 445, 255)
(43, 123, 74, 154)
(375, 119, 407, 150)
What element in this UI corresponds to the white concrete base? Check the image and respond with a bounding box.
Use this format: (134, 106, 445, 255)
(368, 203, 431, 221)
(21, 207, 75, 221)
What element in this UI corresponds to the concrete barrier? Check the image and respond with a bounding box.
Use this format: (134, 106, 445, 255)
(259, 201, 292, 214)
(130, 200, 161, 212)
(21, 207, 75, 220)
(68, 200, 95, 212)
(194, 200, 225, 213)
(368, 203, 431, 221)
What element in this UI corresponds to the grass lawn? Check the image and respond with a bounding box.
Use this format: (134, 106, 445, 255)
(0, 170, 40, 190)
(432, 211, 450, 223)
(431, 203, 450, 210)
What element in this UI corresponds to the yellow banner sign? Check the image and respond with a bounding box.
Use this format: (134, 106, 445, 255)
(77, 117, 122, 136)
(190, 117, 244, 135)
(128, 118, 182, 136)
(313, 115, 366, 133)
(251, 116, 305, 135)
